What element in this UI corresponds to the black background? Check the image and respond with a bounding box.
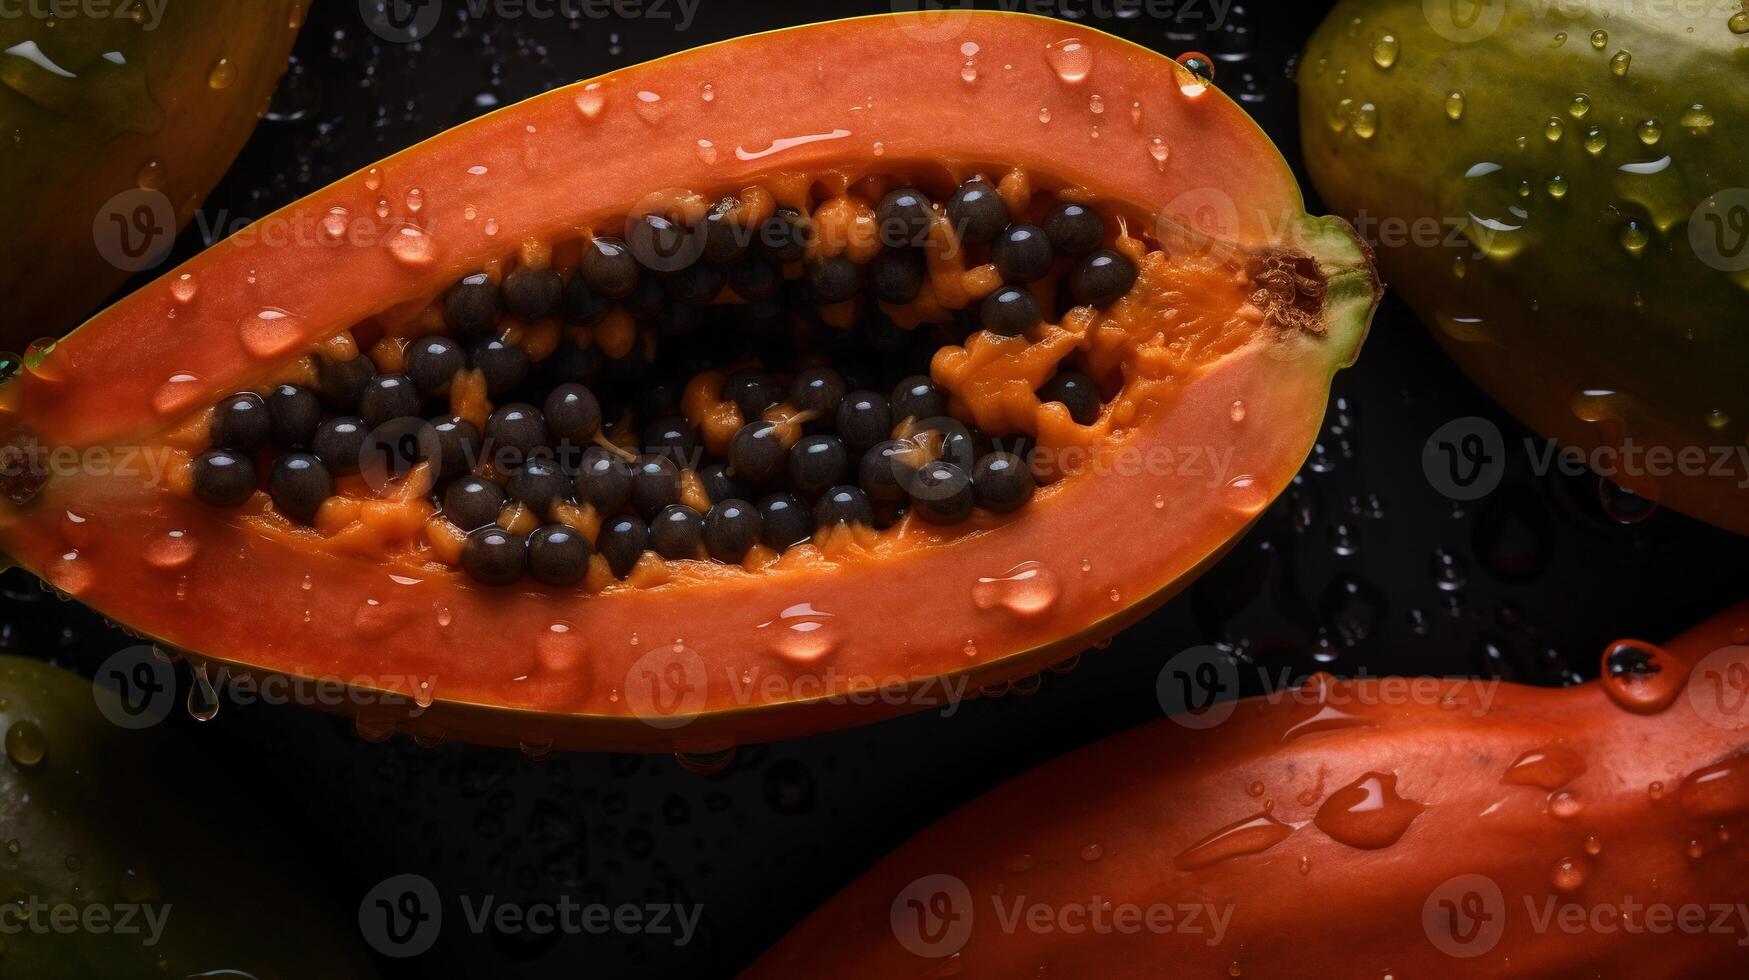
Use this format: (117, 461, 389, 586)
(10, 0, 1749, 976)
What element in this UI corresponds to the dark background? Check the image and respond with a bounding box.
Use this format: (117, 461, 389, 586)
(10, 0, 1749, 976)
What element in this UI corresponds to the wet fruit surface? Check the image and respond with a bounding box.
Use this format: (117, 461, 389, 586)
(2, 3, 1747, 978)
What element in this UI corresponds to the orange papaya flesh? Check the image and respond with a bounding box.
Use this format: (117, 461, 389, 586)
(749, 602, 1749, 978)
(0, 13, 1377, 751)
(0, 0, 305, 343)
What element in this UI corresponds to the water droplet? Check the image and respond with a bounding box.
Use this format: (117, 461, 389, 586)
(1351, 103, 1378, 139)
(1552, 31, 1568, 46)
(675, 747, 736, 774)
(1568, 94, 1591, 119)
(143, 529, 200, 570)
(1502, 744, 1587, 790)
(699, 82, 715, 103)
(1589, 29, 1609, 49)
(575, 83, 606, 120)
(1129, 99, 1143, 127)
(151, 372, 205, 418)
(694, 138, 717, 164)
(1548, 857, 1586, 892)
(1371, 32, 1399, 69)
(1313, 772, 1426, 849)
(363, 167, 382, 191)
(1044, 38, 1093, 83)
(1174, 811, 1293, 870)
(1444, 90, 1465, 121)
(1229, 399, 1247, 422)
(1680, 104, 1715, 135)
(1079, 843, 1103, 862)
(1733, 11, 1749, 34)
(971, 561, 1061, 617)
(1584, 834, 1602, 856)
(1088, 93, 1104, 114)
(1037, 106, 1052, 124)
(1175, 51, 1215, 96)
(1636, 118, 1663, 145)
(135, 158, 165, 190)
(4, 720, 46, 768)
(1602, 639, 1686, 713)
(1549, 791, 1584, 818)
(757, 602, 840, 662)
(1543, 117, 1564, 142)
(237, 308, 303, 360)
(871, 141, 885, 157)
(388, 223, 434, 266)
(1546, 174, 1569, 199)
(187, 664, 220, 722)
(1609, 50, 1632, 76)
(1617, 219, 1649, 256)
(1223, 474, 1269, 515)
(633, 90, 667, 125)
(207, 57, 235, 90)
(1679, 757, 1749, 817)
(1582, 126, 1608, 156)
(960, 59, 978, 83)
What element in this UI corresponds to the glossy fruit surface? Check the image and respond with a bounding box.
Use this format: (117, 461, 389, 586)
(1301, 0, 1749, 533)
(751, 601, 1749, 976)
(0, 654, 376, 976)
(0, 13, 1376, 751)
(0, 1, 304, 341)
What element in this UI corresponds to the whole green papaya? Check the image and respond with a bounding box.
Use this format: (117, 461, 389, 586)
(1301, 0, 1749, 532)
(0, 1, 303, 345)
(0, 654, 376, 977)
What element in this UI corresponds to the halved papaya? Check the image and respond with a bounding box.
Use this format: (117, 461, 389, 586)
(750, 603, 1749, 977)
(0, 13, 1378, 751)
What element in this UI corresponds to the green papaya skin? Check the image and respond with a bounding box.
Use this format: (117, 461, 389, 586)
(1301, 0, 1749, 532)
(0, 1, 304, 344)
(0, 655, 376, 977)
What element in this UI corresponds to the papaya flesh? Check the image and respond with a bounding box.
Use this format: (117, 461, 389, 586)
(0, 13, 1378, 752)
(0, 0, 305, 344)
(1301, 0, 1749, 533)
(0, 655, 377, 977)
(750, 602, 1749, 977)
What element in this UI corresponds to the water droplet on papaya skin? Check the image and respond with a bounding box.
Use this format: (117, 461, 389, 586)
(1044, 38, 1093, 84)
(4, 719, 46, 768)
(1609, 50, 1632, 76)
(971, 561, 1061, 617)
(1174, 811, 1294, 870)
(1679, 757, 1749, 818)
(207, 57, 235, 90)
(1313, 771, 1426, 849)
(757, 602, 840, 663)
(575, 83, 606, 120)
(388, 224, 435, 266)
(1601, 639, 1686, 713)
(1502, 743, 1587, 790)
(1552, 856, 1585, 892)
(1444, 90, 1465, 121)
(1732, 10, 1749, 34)
(238, 308, 304, 359)
(1370, 33, 1398, 69)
